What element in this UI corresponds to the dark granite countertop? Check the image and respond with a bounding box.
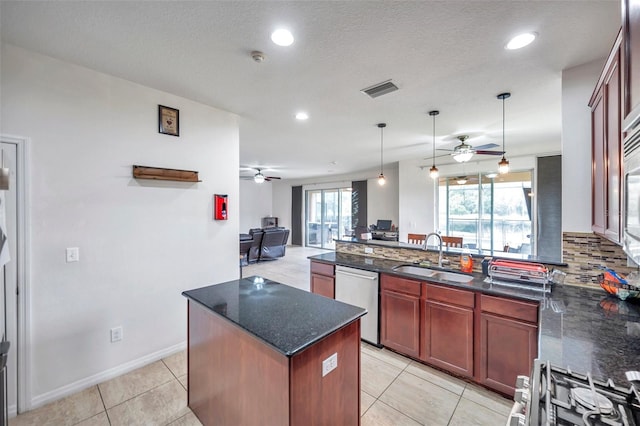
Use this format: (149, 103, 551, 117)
(309, 252, 640, 385)
(336, 237, 567, 266)
(182, 276, 366, 357)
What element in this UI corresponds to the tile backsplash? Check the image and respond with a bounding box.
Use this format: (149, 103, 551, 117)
(559, 232, 638, 287)
(335, 232, 640, 288)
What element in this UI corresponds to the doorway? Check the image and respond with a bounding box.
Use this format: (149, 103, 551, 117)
(0, 136, 28, 416)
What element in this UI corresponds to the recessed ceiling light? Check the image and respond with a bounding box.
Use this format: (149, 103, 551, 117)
(506, 32, 537, 50)
(271, 29, 294, 46)
(295, 112, 308, 120)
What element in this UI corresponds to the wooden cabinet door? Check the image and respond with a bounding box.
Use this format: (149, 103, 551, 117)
(605, 45, 622, 242)
(591, 31, 623, 244)
(311, 273, 335, 299)
(422, 300, 474, 377)
(478, 313, 538, 397)
(592, 86, 607, 235)
(624, 0, 640, 123)
(380, 289, 420, 358)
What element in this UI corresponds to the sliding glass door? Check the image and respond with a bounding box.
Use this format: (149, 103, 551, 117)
(306, 187, 352, 249)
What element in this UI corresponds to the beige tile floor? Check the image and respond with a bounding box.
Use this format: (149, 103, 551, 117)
(10, 246, 512, 425)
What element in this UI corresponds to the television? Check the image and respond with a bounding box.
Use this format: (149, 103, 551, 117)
(376, 219, 392, 231)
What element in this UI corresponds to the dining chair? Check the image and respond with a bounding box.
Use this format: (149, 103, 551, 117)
(442, 236, 463, 248)
(407, 233, 427, 245)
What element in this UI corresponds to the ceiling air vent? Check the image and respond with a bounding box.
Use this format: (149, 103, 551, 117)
(360, 80, 399, 99)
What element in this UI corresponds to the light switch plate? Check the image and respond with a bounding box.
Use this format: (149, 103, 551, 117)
(66, 247, 80, 263)
(322, 352, 338, 377)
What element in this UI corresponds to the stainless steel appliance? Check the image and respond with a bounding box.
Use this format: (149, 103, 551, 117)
(508, 359, 640, 425)
(334, 265, 379, 345)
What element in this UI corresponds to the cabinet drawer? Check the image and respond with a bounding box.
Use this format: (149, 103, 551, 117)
(481, 294, 538, 324)
(310, 261, 334, 276)
(426, 284, 475, 308)
(381, 274, 421, 297)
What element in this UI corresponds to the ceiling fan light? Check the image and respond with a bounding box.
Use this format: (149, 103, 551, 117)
(498, 157, 510, 174)
(378, 173, 386, 185)
(453, 151, 473, 163)
(429, 165, 439, 179)
(254, 173, 265, 183)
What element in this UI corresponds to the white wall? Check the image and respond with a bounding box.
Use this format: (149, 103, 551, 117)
(398, 159, 436, 241)
(272, 180, 292, 234)
(561, 58, 604, 232)
(0, 44, 239, 407)
(367, 164, 399, 228)
(239, 179, 272, 231)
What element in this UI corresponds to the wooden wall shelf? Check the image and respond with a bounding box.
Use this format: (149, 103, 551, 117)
(133, 165, 200, 182)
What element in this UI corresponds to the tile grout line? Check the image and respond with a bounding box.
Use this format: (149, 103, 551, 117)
(102, 372, 178, 413)
(445, 383, 467, 426)
(95, 385, 112, 426)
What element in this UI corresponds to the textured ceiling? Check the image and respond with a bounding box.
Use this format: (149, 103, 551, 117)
(0, 1, 621, 180)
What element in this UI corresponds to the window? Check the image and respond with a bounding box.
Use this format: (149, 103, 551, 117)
(438, 171, 532, 254)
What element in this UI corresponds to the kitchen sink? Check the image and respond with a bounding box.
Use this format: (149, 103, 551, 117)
(433, 271, 474, 283)
(391, 265, 474, 283)
(391, 265, 439, 277)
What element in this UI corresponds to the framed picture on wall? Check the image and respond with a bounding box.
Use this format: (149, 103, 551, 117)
(158, 105, 179, 136)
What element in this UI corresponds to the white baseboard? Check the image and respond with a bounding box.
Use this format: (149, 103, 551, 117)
(25, 341, 186, 413)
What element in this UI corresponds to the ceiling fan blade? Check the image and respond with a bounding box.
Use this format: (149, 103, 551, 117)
(265, 176, 281, 180)
(474, 150, 504, 156)
(473, 143, 500, 150)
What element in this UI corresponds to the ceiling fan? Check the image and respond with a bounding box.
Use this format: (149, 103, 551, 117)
(450, 175, 479, 185)
(439, 135, 504, 163)
(240, 168, 282, 183)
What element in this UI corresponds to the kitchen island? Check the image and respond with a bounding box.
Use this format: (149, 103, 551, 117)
(182, 276, 366, 426)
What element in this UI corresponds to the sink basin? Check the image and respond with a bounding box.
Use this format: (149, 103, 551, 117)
(391, 265, 438, 277)
(432, 271, 474, 283)
(391, 265, 474, 283)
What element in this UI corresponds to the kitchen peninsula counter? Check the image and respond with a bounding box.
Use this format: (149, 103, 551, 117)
(183, 276, 366, 425)
(309, 251, 640, 387)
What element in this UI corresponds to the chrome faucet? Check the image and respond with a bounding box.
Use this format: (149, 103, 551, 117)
(424, 232, 443, 267)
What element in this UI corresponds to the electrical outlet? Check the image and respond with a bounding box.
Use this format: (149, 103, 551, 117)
(66, 247, 80, 263)
(322, 352, 338, 377)
(110, 326, 123, 343)
(364, 247, 373, 254)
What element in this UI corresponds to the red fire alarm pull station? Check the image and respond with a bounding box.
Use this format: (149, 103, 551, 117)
(214, 194, 228, 220)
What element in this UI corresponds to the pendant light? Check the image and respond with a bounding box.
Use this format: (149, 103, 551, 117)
(377, 123, 386, 185)
(497, 92, 511, 174)
(429, 111, 440, 179)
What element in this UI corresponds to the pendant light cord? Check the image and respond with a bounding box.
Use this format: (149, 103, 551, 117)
(377, 123, 386, 175)
(432, 114, 436, 165)
(380, 126, 383, 174)
(502, 96, 505, 154)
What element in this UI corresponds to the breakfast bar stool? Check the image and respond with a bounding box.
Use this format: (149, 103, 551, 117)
(442, 236, 463, 248)
(407, 233, 427, 245)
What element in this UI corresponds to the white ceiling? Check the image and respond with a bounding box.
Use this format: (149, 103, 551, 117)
(1, 1, 621, 180)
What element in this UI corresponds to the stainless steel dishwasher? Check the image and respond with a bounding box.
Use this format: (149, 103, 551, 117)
(334, 265, 379, 345)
